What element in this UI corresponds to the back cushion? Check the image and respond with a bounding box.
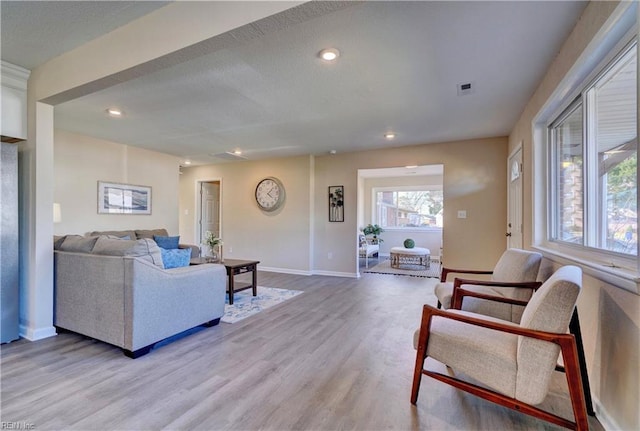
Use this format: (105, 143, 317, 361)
(492, 249, 542, 282)
(59, 235, 99, 253)
(515, 265, 581, 404)
(92, 236, 164, 269)
(88, 230, 136, 241)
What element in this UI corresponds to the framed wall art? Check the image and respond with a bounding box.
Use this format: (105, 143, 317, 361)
(98, 181, 151, 214)
(328, 185, 344, 222)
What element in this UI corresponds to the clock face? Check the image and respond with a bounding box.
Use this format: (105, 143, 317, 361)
(255, 177, 285, 211)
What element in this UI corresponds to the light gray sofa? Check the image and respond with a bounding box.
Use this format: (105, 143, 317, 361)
(54, 235, 226, 358)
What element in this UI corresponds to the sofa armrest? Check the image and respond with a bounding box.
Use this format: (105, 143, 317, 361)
(179, 243, 200, 258)
(124, 258, 226, 350)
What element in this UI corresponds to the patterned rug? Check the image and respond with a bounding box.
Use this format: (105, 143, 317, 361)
(363, 258, 441, 278)
(221, 286, 303, 323)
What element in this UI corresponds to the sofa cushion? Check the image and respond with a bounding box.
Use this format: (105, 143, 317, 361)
(88, 230, 137, 241)
(135, 229, 168, 240)
(54, 235, 67, 250)
(92, 236, 164, 269)
(160, 248, 192, 269)
(59, 235, 99, 253)
(154, 235, 180, 250)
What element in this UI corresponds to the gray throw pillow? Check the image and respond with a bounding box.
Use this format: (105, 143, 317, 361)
(59, 235, 99, 253)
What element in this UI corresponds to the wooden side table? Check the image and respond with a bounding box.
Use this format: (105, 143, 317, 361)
(189, 258, 260, 305)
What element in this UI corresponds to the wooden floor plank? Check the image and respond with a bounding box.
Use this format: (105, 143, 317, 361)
(1, 271, 603, 430)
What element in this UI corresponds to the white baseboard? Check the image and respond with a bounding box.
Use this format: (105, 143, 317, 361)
(312, 270, 358, 278)
(592, 395, 623, 431)
(259, 266, 313, 276)
(19, 325, 57, 341)
(260, 267, 357, 278)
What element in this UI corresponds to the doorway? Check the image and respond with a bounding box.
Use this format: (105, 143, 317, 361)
(198, 180, 221, 255)
(356, 165, 444, 275)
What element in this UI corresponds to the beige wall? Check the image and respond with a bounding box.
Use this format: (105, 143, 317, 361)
(54, 129, 181, 236)
(314, 137, 507, 275)
(181, 137, 507, 277)
(179, 155, 313, 274)
(509, 2, 639, 429)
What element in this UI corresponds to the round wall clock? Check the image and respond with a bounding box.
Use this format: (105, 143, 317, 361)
(255, 177, 285, 212)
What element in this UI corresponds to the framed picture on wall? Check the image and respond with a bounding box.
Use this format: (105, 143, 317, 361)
(98, 181, 152, 214)
(329, 185, 344, 222)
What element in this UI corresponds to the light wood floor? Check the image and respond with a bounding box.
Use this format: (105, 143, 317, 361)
(1, 271, 603, 430)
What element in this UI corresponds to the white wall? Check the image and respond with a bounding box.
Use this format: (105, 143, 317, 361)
(54, 129, 181, 236)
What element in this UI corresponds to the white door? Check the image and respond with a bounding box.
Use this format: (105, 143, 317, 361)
(200, 181, 220, 246)
(507, 148, 523, 249)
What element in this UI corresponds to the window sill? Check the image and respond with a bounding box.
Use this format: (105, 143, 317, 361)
(532, 245, 640, 295)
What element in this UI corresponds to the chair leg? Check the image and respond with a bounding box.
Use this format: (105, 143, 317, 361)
(570, 309, 595, 416)
(411, 306, 431, 404)
(559, 336, 590, 431)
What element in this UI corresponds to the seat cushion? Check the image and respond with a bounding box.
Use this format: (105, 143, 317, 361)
(415, 310, 519, 398)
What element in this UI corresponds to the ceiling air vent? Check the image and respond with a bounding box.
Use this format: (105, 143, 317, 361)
(457, 82, 475, 96)
(210, 151, 248, 161)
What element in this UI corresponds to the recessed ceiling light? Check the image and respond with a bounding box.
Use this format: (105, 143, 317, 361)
(233, 149, 242, 155)
(184, 160, 192, 165)
(405, 165, 418, 169)
(319, 48, 340, 61)
(384, 132, 396, 139)
(329, 150, 337, 155)
(106, 108, 123, 117)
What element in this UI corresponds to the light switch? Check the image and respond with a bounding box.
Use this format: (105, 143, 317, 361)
(457, 210, 467, 219)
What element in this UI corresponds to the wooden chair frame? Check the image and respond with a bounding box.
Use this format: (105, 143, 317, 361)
(411, 304, 589, 431)
(450, 278, 595, 417)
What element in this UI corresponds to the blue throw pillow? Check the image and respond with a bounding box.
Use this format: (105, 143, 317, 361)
(160, 248, 191, 269)
(154, 235, 179, 249)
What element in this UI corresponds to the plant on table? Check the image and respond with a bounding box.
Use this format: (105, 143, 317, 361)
(203, 231, 223, 261)
(363, 223, 384, 244)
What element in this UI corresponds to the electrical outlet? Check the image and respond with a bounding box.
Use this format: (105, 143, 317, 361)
(457, 210, 467, 219)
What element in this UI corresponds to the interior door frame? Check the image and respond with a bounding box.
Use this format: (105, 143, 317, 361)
(194, 177, 223, 253)
(507, 144, 523, 249)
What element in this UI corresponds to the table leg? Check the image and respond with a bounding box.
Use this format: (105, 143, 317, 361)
(228, 269, 235, 305)
(252, 264, 257, 297)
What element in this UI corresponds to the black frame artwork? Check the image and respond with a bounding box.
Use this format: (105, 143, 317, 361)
(328, 185, 344, 222)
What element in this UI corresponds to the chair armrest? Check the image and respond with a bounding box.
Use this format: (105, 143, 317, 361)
(179, 243, 200, 258)
(451, 278, 542, 309)
(440, 267, 493, 282)
(417, 304, 574, 345)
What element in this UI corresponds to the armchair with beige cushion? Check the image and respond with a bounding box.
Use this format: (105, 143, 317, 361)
(435, 248, 543, 323)
(412, 265, 589, 430)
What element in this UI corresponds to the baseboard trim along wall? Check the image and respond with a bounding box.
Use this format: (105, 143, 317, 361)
(19, 325, 57, 341)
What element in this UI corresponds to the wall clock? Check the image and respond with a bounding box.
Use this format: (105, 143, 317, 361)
(255, 177, 285, 212)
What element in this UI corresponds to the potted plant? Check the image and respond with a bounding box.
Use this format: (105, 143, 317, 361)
(363, 223, 384, 244)
(203, 231, 223, 262)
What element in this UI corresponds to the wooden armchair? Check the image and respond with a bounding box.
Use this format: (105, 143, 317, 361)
(412, 266, 589, 430)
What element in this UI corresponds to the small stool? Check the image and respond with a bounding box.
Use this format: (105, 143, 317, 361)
(390, 247, 430, 269)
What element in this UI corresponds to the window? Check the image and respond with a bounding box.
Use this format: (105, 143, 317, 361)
(373, 188, 443, 229)
(549, 41, 637, 256)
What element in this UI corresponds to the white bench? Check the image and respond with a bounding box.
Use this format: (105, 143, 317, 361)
(390, 247, 430, 269)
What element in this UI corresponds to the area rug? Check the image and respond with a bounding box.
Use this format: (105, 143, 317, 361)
(363, 258, 441, 278)
(221, 286, 303, 323)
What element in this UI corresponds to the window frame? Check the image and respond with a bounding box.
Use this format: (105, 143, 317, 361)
(371, 185, 443, 232)
(532, 5, 638, 294)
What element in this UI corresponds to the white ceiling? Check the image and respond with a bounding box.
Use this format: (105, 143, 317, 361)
(2, 1, 588, 165)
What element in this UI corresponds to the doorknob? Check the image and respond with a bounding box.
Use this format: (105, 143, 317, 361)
(505, 232, 512, 237)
